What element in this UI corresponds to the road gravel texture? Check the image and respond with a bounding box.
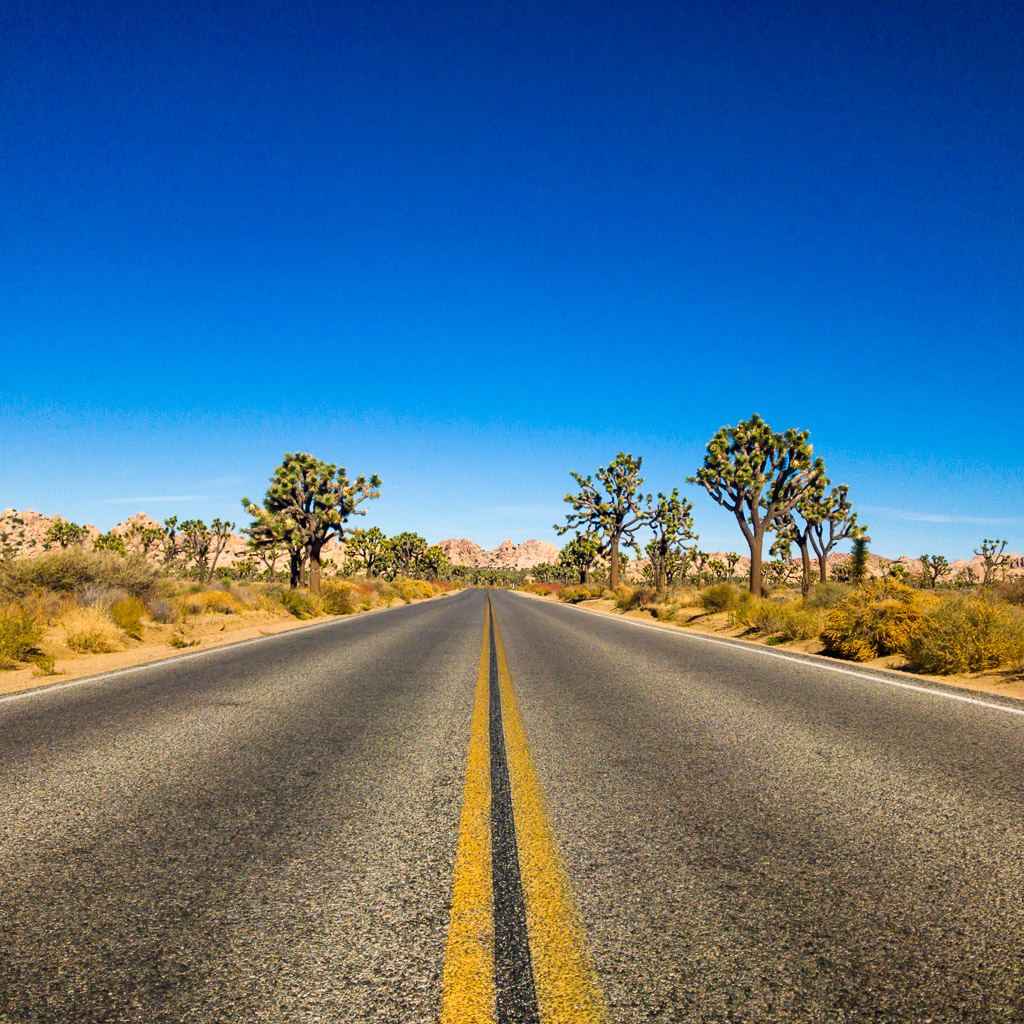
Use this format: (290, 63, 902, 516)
(2, 588, 1024, 1022)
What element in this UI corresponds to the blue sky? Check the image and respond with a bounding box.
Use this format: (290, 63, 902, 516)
(3, 0, 1022, 557)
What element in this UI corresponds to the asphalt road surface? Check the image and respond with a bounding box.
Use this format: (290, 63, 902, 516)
(2, 588, 1024, 1023)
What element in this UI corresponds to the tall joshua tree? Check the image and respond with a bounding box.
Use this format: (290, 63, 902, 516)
(557, 452, 648, 589)
(643, 489, 696, 598)
(559, 534, 603, 584)
(254, 452, 381, 592)
(689, 414, 825, 595)
(345, 526, 389, 579)
(975, 539, 1010, 585)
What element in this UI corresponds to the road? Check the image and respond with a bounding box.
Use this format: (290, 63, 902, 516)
(2, 588, 1024, 1023)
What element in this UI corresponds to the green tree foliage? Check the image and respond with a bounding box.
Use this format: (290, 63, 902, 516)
(389, 532, 428, 577)
(93, 531, 126, 555)
(241, 501, 303, 585)
(558, 534, 603, 584)
(344, 526, 389, 579)
(689, 414, 825, 594)
(643, 489, 696, 597)
(418, 545, 451, 581)
(850, 537, 870, 585)
(256, 452, 381, 592)
(975, 538, 1010, 585)
(557, 453, 648, 589)
(208, 518, 235, 580)
(44, 520, 87, 550)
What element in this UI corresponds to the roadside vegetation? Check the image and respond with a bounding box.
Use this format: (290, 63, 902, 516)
(0, 453, 457, 682)
(536, 414, 1024, 683)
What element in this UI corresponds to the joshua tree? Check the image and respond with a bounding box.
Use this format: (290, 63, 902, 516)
(689, 415, 824, 594)
(725, 552, 740, 580)
(44, 520, 86, 550)
(919, 553, 950, 588)
(557, 453, 648, 589)
(208, 519, 235, 579)
(254, 452, 381, 592)
(418, 545, 451, 581)
(389, 532, 428, 577)
(689, 548, 709, 588)
(179, 520, 213, 583)
(242, 502, 304, 585)
(344, 526, 389, 579)
(126, 523, 162, 558)
(162, 517, 180, 566)
(559, 534, 603, 584)
(975, 538, 1010, 585)
(93, 531, 126, 555)
(643, 489, 696, 597)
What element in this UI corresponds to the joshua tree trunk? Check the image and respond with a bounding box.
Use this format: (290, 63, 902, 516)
(818, 553, 828, 585)
(609, 532, 622, 589)
(798, 540, 812, 596)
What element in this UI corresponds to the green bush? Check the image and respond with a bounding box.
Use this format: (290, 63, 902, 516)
(0, 549, 161, 601)
(904, 596, 1024, 675)
(0, 602, 44, 668)
(732, 597, 786, 634)
(277, 588, 319, 619)
(110, 596, 145, 637)
(804, 581, 852, 609)
(699, 583, 746, 613)
(395, 579, 434, 603)
(820, 579, 920, 661)
(776, 605, 826, 641)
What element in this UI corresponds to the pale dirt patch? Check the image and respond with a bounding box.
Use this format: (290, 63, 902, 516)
(0, 592, 456, 699)
(514, 590, 1024, 704)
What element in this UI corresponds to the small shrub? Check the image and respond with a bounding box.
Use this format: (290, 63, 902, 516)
(31, 653, 61, 677)
(168, 633, 199, 648)
(111, 596, 145, 637)
(732, 597, 786, 634)
(0, 602, 44, 667)
(804, 582, 852, 610)
(321, 580, 358, 615)
(700, 583, 745, 613)
(820, 579, 920, 661)
(147, 597, 179, 624)
(904, 596, 1024, 675)
(612, 585, 636, 610)
(177, 591, 247, 616)
(395, 579, 433, 603)
(277, 588, 318, 619)
(62, 605, 121, 654)
(78, 582, 127, 607)
(776, 605, 826, 641)
(655, 605, 678, 622)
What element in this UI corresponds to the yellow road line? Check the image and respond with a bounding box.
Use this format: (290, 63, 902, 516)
(440, 605, 494, 1024)
(492, 610, 608, 1024)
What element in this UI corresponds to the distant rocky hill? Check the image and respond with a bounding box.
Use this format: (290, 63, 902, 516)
(2, 509, 1021, 580)
(435, 538, 561, 569)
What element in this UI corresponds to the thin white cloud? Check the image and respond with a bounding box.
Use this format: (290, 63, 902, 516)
(93, 495, 212, 504)
(862, 505, 1024, 526)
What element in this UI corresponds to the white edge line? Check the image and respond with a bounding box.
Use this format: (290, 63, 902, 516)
(511, 592, 1024, 720)
(0, 590, 469, 705)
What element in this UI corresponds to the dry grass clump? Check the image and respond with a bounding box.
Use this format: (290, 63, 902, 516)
(177, 590, 248, 616)
(699, 583, 748, 613)
(732, 597, 825, 641)
(110, 596, 145, 638)
(612, 585, 657, 611)
(558, 583, 604, 604)
(61, 605, 122, 654)
(820, 579, 920, 662)
(803, 582, 852, 609)
(904, 596, 1024, 675)
(0, 549, 161, 601)
(0, 601, 45, 668)
(275, 588, 319, 619)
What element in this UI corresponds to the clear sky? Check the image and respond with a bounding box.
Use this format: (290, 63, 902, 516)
(3, 0, 1022, 558)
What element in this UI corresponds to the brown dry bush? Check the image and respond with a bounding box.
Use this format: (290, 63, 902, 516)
(0, 549, 161, 601)
(62, 605, 121, 654)
(0, 602, 45, 668)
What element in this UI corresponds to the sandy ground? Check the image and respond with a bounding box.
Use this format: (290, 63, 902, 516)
(0, 593, 455, 699)
(515, 590, 1024, 703)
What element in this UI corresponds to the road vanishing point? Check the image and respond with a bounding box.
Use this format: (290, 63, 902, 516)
(2, 588, 1024, 1023)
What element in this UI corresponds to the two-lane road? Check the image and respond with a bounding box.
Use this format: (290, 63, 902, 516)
(2, 588, 1023, 1022)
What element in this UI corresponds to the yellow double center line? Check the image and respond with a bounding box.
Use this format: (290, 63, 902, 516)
(442, 595, 607, 1024)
